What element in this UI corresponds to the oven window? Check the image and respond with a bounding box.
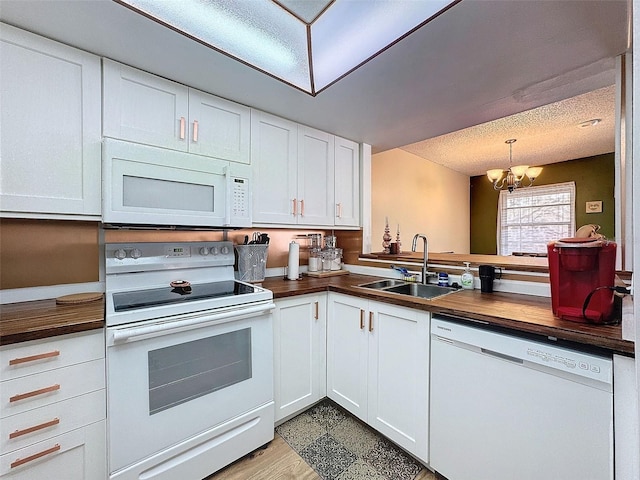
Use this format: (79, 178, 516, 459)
(148, 328, 252, 414)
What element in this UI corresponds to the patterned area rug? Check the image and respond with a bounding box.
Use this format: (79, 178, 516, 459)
(275, 399, 428, 480)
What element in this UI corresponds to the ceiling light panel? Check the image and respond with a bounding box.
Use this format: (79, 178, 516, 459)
(278, 0, 333, 23)
(117, 0, 456, 95)
(311, 0, 454, 91)
(120, 0, 311, 91)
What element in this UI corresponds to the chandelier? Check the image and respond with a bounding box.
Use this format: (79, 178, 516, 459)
(486, 139, 543, 192)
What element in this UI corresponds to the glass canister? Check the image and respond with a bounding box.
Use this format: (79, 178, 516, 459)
(308, 247, 321, 272)
(331, 248, 343, 270)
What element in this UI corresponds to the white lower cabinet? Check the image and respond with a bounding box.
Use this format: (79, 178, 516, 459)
(0, 330, 106, 479)
(273, 294, 327, 423)
(327, 293, 430, 463)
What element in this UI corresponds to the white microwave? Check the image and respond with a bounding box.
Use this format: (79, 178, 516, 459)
(102, 139, 251, 228)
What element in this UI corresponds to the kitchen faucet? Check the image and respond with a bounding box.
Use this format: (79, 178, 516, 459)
(411, 234, 431, 284)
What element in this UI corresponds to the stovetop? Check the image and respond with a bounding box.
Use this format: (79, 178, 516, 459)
(112, 280, 256, 312)
(105, 241, 273, 326)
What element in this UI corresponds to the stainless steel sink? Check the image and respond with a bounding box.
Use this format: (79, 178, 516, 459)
(358, 279, 408, 290)
(358, 279, 459, 300)
(384, 283, 458, 299)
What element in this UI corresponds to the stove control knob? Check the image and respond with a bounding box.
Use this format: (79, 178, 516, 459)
(131, 248, 142, 259)
(114, 248, 127, 260)
(220, 245, 230, 255)
(209, 246, 218, 255)
(199, 247, 210, 256)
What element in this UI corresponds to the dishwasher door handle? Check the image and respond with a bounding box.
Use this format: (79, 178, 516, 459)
(480, 347, 524, 364)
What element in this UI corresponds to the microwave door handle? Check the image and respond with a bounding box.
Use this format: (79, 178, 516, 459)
(108, 303, 275, 345)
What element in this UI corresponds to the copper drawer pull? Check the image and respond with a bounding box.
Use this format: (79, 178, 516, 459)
(314, 301, 319, 320)
(10, 418, 60, 439)
(369, 312, 374, 332)
(10, 384, 60, 403)
(360, 310, 365, 330)
(9, 351, 59, 366)
(11, 444, 60, 469)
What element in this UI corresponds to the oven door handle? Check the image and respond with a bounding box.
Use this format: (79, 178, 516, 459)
(107, 303, 275, 345)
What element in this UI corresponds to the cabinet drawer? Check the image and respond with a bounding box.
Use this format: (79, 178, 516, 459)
(0, 422, 102, 478)
(1, 359, 105, 418)
(1, 389, 105, 454)
(1, 331, 104, 381)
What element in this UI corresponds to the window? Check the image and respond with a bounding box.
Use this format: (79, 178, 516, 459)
(497, 182, 575, 256)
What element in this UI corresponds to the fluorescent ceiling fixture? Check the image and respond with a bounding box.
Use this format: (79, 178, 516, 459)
(115, 0, 457, 95)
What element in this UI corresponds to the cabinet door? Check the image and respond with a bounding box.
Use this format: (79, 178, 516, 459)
(103, 59, 189, 151)
(334, 136, 360, 227)
(273, 294, 326, 422)
(326, 293, 368, 421)
(367, 301, 430, 463)
(188, 90, 250, 163)
(0, 24, 101, 216)
(251, 110, 298, 224)
(298, 126, 335, 226)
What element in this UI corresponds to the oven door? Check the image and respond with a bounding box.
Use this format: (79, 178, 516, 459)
(106, 303, 274, 474)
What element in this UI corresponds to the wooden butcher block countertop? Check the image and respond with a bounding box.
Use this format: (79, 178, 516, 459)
(262, 274, 634, 356)
(0, 296, 105, 346)
(0, 274, 632, 356)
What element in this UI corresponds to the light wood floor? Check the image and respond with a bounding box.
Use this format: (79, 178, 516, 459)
(205, 434, 320, 480)
(205, 433, 436, 480)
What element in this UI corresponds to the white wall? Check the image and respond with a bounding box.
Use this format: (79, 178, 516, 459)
(371, 149, 470, 254)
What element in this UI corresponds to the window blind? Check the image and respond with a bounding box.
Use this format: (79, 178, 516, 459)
(497, 182, 575, 256)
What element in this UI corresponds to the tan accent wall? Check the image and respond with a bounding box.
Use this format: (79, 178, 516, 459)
(372, 149, 470, 254)
(0, 219, 100, 289)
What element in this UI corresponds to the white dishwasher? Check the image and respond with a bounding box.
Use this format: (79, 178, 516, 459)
(430, 316, 613, 480)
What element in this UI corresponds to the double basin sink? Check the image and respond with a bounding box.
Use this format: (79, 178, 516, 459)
(357, 279, 460, 300)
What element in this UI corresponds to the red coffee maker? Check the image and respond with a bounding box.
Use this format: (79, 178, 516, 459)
(547, 239, 617, 323)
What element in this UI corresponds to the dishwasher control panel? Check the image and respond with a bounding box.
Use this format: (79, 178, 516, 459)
(432, 317, 612, 386)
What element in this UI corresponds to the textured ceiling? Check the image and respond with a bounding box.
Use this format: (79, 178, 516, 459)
(401, 85, 616, 176)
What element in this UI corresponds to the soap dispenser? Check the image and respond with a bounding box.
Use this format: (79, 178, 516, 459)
(461, 262, 474, 290)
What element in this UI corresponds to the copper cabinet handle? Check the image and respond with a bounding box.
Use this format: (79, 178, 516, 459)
(369, 312, 374, 332)
(9, 350, 59, 366)
(10, 384, 60, 403)
(314, 301, 319, 320)
(193, 120, 199, 142)
(292, 198, 297, 216)
(336, 203, 342, 218)
(10, 418, 60, 439)
(300, 199, 304, 216)
(360, 310, 365, 329)
(179, 117, 186, 139)
(11, 444, 60, 469)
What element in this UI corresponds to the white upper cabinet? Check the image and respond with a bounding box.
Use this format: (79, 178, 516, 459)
(252, 110, 359, 228)
(334, 136, 360, 227)
(250, 110, 298, 224)
(102, 59, 189, 151)
(0, 23, 101, 218)
(103, 59, 250, 164)
(188, 89, 250, 163)
(297, 126, 335, 226)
